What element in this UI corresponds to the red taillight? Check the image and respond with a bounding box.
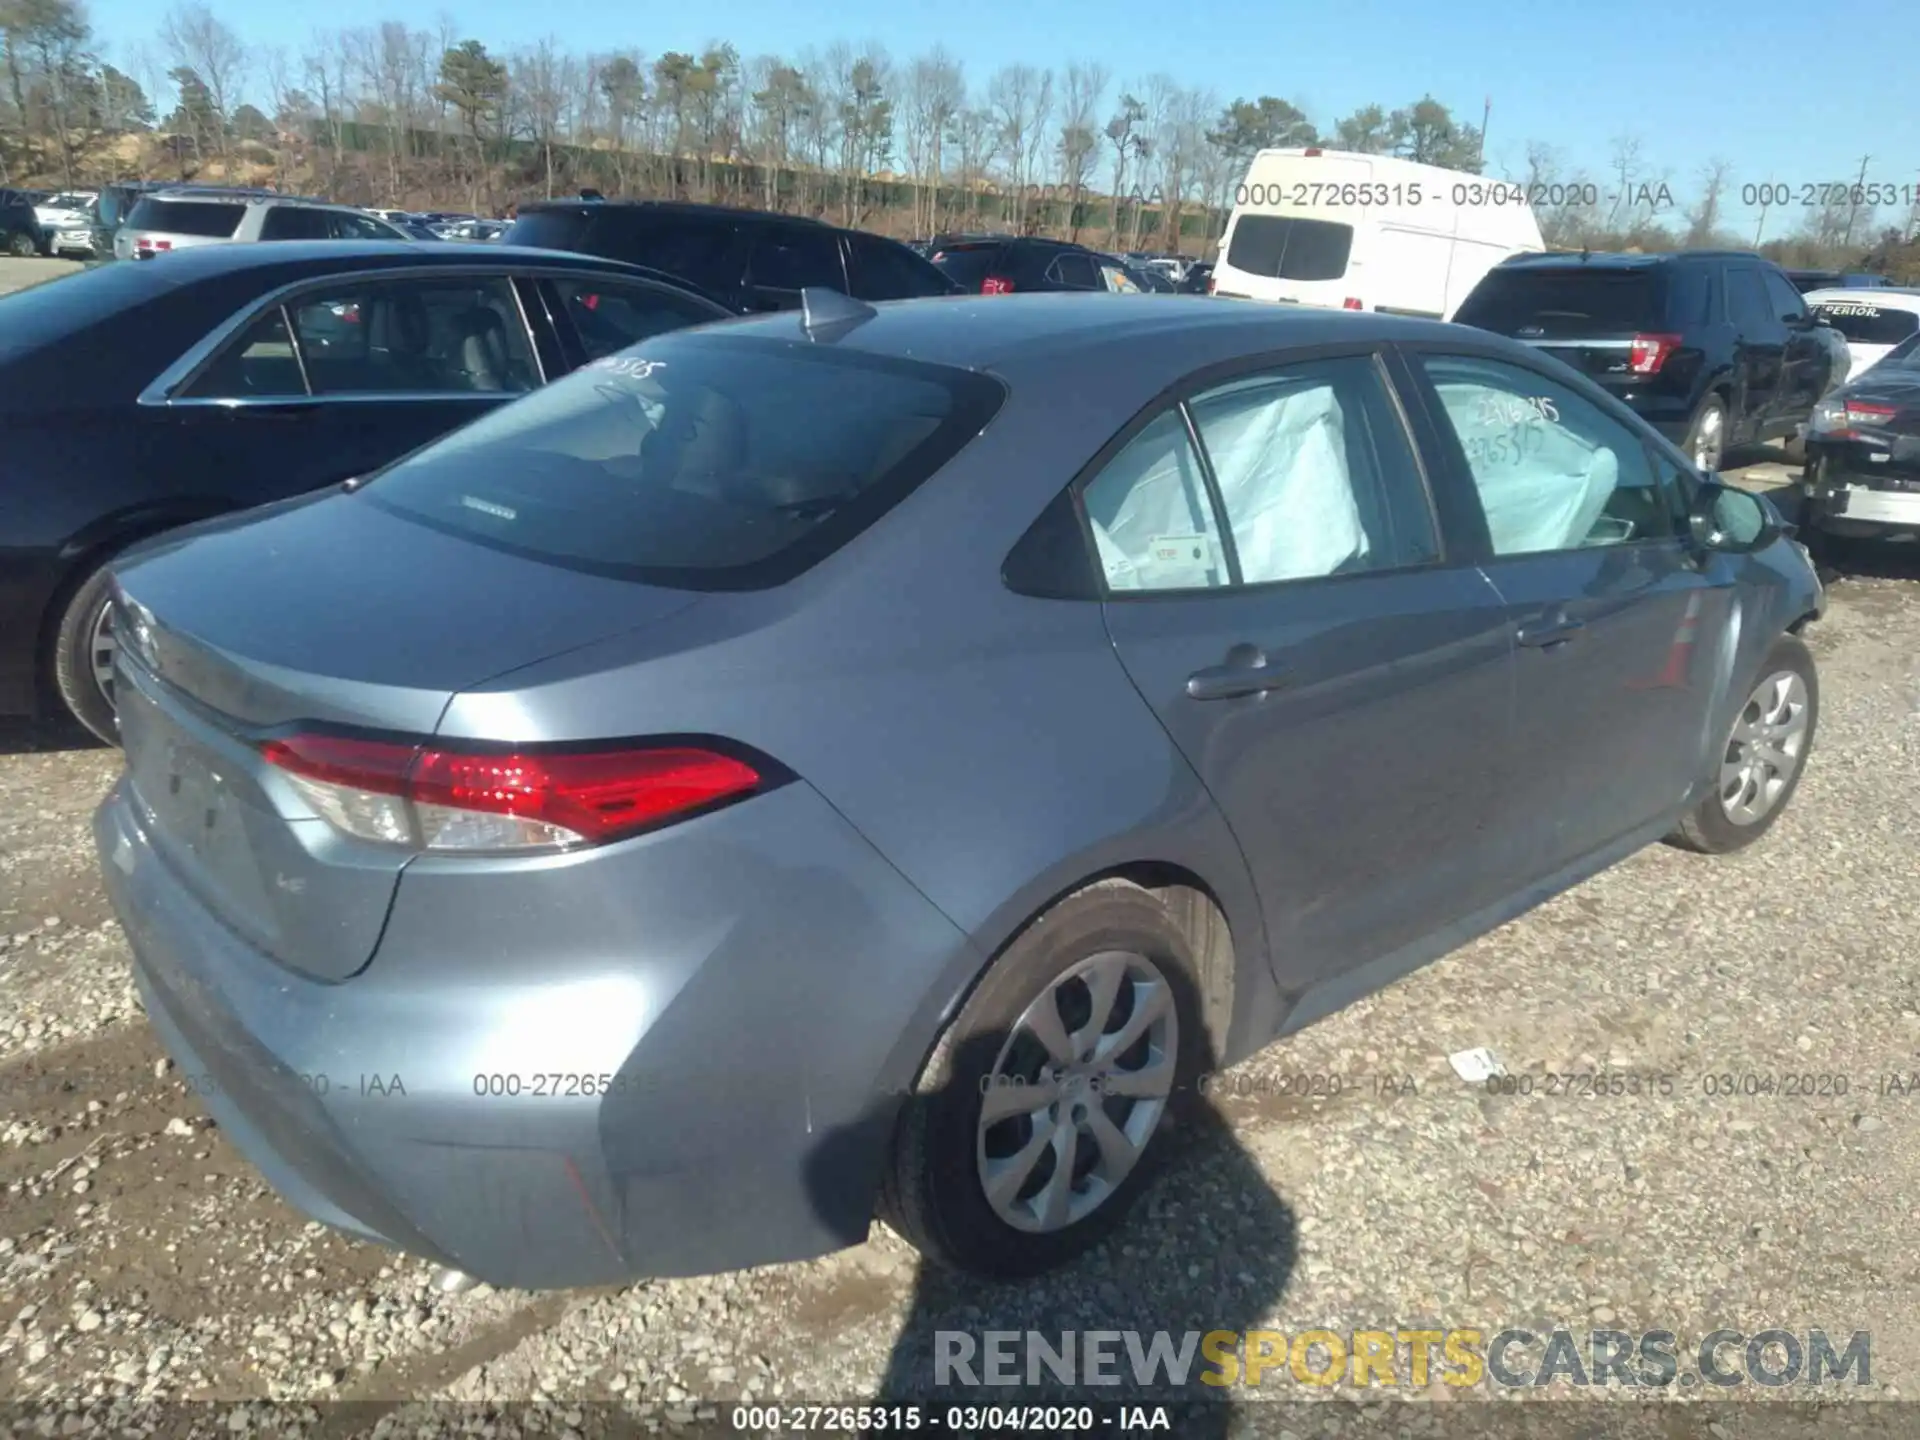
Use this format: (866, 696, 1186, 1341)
(1845, 401, 1897, 424)
(981, 276, 1015, 295)
(1206, 275, 1217, 295)
(136, 237, 170, 254)
(581, 293, 600, 310)
(1628, 333, 1683, 375)
(1303, 147, 1322, 157)
(1342, 297, 1363, 310)
(261, 734, 764, 851)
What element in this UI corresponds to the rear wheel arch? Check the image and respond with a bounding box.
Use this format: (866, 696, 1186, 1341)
(914, 862, 1243, 1095)
(36, 504, 238, 714)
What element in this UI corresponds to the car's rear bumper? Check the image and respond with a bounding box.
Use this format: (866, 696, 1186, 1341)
(1801, 447, 1920, 533)
(95, 772, 977, 1290)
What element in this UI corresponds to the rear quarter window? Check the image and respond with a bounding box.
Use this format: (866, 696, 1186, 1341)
(929, 245, 1006, 291)
(358, 333, 1007, 590)
(127, 198, 246, 237)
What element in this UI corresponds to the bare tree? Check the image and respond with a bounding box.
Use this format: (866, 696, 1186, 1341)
(902, 47, 962, 236)
(161, 2, 246, 165)
(1104, 90, 1147, 249)
(988, 64, 1049, 230)
(1055, 61, 1107, 242)
(1684, 157, 1734, 247)
(515, 37, 568, 198)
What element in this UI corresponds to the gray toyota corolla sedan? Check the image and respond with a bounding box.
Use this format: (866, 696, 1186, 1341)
(94, 291, 1823, 1290)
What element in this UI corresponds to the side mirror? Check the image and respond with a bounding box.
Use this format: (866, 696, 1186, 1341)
(1688, 481, 1781, 555)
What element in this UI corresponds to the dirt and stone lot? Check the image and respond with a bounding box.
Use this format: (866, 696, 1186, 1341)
(3, 254, 1919, 1426)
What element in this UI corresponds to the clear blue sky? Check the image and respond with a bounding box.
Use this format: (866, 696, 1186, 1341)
(94, 0, 1918, 241)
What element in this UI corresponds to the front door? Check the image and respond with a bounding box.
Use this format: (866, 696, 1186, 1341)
(1095, 352, 1522, 993)
(1400, 348, 1731, 879)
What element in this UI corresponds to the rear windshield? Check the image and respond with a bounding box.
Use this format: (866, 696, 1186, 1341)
(126, 198, 245, 237)
(929, 244, 1006, 290)
(359, 333, 1007, 589)
(1454, 267, 1665, 335)
(1813, 301, 1920, 347)
(1224, 216, 1353, 282)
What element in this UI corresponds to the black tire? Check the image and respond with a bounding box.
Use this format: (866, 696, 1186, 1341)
(1667, 635, 1817, 855)
(878, 880, 1209, 1279)
(5, 228, 35, 258)
(1683, 393, 1728, 473)
(51, 561, 120, 745)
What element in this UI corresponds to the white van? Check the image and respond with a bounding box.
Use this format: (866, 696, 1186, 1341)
(1211, 148, 1544, 320)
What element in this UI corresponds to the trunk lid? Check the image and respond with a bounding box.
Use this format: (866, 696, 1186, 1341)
(111, 489, 702, 981)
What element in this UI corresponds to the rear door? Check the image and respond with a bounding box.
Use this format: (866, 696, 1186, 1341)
(742, 224, 849, 311)
(1725, 263, 1786, 437)
(1761, 265, 1827, 419)
(149, 271, 552, 499)
(1094, 349, 1523, 993)
(1398, 345, 1728, 877)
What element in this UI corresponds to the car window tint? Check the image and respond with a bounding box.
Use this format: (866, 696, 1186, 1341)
(1725, 267, 1774, 330)
(332, 211, 398, 240)
(182, 307, 307, 398)
(1453, 267, 1665, 335)
(1225, 215, 1353, 281)
(1418, 353, 1669, 555)
(285, 277, 538, 395)
(358, 333, 1004, 588)
(1761, 268, 1808, 322)
(748, 229, 844, 292)
(1048, 252, 1099, 289)
(549, 278, 723, 360)
(1081, 410, 1229, 592)
(929, 244, 1005, 290)
(259, 207, 331, 241)
(848, 234, 950, 300)
(1187, 357, 1439, 583)
(125, 198, 246, 237)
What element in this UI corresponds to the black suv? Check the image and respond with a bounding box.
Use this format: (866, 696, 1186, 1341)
(0, 188, 47, 257)
(928, 234, 1138, 294)
(1454, 250, 1838, 472)
(504, 201, 957, 312)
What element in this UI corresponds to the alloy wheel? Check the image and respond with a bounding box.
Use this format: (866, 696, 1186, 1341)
(89, 600, 117, 708)
(975, 949, 1177, 1234)
(1719, 669, 1810, 825)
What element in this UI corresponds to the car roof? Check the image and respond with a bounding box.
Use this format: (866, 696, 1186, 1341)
(1804, 287, 1920, 311)
(707, 292, 1475, 380)
(1497, 249, 1767, 271)
(67, 240, 720, 294)
(520, 198, 831, 229)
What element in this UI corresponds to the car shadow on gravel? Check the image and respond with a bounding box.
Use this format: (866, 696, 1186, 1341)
(0, 716, 109, 756)
(806, 1007, 1298, 1434)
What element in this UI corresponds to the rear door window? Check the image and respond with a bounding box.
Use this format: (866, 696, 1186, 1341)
(1812, 301, 1920, 347)
(332, 210, 401, 240)
(1761, 268, 1809, 323)
(1224, 216, 1353, 282)
(282, 277, 539, 395)
(508, 210, 744, 296)
(1725, 266, 1776, 332)
(358, 334, 1006, 589)
(1453, 267, 1665, 335)
(126, 198, 246, 237)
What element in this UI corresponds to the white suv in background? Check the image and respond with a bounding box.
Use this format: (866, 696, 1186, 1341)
(34, 190, 98, 254)
(113, 188, 411, 260)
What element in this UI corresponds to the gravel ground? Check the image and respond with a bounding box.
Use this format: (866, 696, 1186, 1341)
(2, 246, 1914, 1422)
